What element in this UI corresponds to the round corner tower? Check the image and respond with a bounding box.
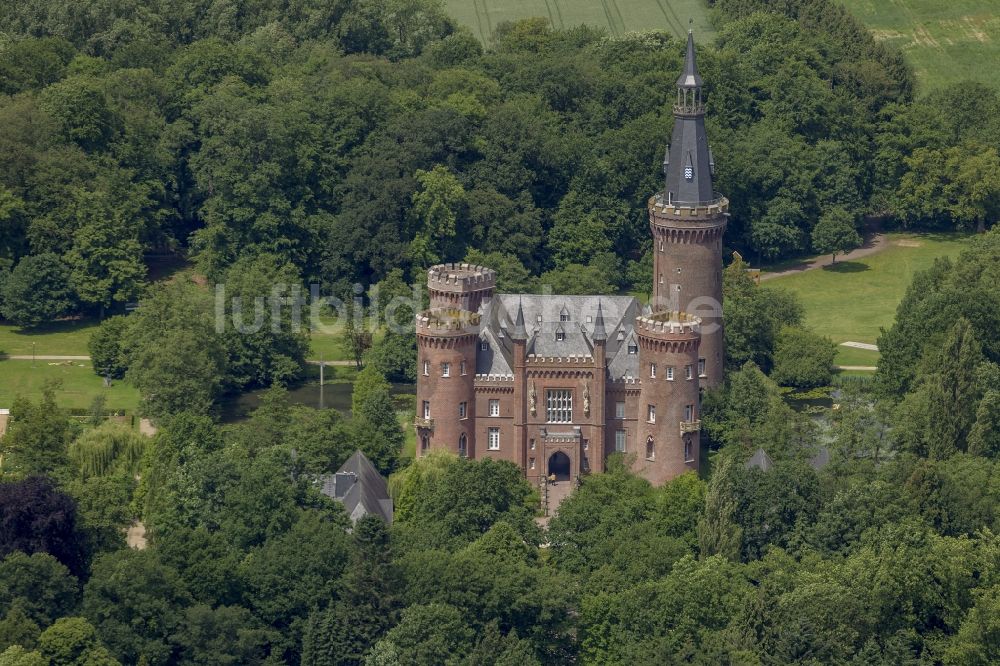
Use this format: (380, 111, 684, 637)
(415, 307, 480, 458)
(427, 263, 496, 313)
(634, 311, 702, 485)
(651, 30, 727, 388)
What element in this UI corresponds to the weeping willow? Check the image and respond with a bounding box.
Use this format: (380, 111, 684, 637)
(69, 422, 148, 479)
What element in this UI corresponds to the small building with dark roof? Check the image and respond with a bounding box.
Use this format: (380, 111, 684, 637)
(319, 450, 393, 525)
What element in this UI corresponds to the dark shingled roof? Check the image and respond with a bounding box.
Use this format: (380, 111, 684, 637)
(320, 450, 393, 524)
(664, 31, 715, 205)
(745, 448, 775, 472)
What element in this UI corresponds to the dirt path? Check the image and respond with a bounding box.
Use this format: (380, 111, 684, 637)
(760, 229, 889, 281)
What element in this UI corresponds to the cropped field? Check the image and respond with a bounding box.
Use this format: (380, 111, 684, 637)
(840, 0, 1000, 91)
(762, 232, 972, 365)
(445, 0, 715, 42)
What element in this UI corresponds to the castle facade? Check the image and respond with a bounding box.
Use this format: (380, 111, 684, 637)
(413, 32, 727, 487)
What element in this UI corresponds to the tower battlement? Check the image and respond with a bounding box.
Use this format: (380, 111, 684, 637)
(635, 311, 701, 336)
(415, 308, 481, 335)
(427, 263, 497, 292)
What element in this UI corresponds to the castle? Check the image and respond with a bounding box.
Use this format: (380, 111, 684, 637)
(413, 32, 727, 487)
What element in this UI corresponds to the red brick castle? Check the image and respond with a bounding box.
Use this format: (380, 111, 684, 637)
(414, 32, 727, 487)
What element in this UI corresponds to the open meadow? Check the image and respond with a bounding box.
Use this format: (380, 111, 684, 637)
(445, 0, 715, 42)
(762, 232, 972, 366)
(840, 0, 1000, 91)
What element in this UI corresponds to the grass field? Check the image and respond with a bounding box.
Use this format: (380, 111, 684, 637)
(0, 360, 140, 411)
(0, 319, 98, 357)
(840, 0, 1000, 91)
(445, 0, 715, 42)
(762, 232, 972, 365)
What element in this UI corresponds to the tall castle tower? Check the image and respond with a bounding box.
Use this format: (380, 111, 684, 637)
(650, 31, 728, 388)
(414, 264, 494, 458)
(635, 311, 702, 483)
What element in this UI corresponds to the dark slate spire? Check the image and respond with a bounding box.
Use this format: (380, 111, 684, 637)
(676, 30, 703, 88)
(511, 298, 527, 341)
(592, 301, 607, 342)
(664, 30, 715, 205)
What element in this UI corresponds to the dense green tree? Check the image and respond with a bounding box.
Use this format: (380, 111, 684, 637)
(301, 516, 398, 666)
(770, 326, 836, 388)
(350, 366, 405, 474)
(0, 645, 45, 666)
(82, 550, 191, 665)
(811, 207, 862, 264)
(370, 603, 474, 666)
(87, 314, 131, 379)
(0, 552, 78, 629)
(0, 253, 74, 327)
(220, 253, 309, 388)
(169, 604, 277, 666)
(364, 330, 416, 383)
(0, 384, 75, 475)
(37, 617, 119, 666)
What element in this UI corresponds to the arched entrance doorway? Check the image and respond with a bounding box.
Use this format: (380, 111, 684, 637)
(548, 451, 571, 482)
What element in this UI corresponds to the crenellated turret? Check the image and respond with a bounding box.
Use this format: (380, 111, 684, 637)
(634, 311, 702, 485)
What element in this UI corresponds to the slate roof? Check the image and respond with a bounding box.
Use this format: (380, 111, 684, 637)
(664, 31, 715, 205)
(478, 294, 641, 378)
(745, 448, 775, 472)
(319, 450, 393, 524)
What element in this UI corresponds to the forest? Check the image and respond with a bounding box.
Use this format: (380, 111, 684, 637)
(3, 0, 1000, 664)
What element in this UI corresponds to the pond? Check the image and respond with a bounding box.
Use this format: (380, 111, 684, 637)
(220, 380, 416, 423)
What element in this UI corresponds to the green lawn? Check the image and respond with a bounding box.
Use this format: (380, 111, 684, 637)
(0, 360, 140, 411)
(763, 232, 972, 359)
(0, 319, 98, 357)
(839, 0, 1000, 91)
(445, 0, 715, 42)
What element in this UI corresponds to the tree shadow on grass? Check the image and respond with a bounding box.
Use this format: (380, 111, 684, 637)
(821, 261, 869, 274)
(5, 318, 97, 337)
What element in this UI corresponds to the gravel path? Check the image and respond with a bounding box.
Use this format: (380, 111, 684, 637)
(760, 229, 889, 281)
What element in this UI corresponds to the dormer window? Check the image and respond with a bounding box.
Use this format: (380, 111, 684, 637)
(628, 343, 638, 355)
(556, 329, 566, 341)
(684, 166, 693, 180)
(536, 315, 542, 323)
(481, 341, 488, 351)
(559, 308, 570, 322)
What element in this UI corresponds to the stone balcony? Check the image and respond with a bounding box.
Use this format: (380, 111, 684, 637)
(413, 417, 435, 430)
(679, 419, 701, 435)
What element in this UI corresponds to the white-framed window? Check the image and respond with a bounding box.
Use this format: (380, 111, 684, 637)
(529, 457, 535, 470)
(460, 361, 467, 375)
(684, 439, 693, 463)
(659, 240, 664, 252)
(647, 404, 656, 424)
(423, 360, 429, 376)
(546, 389, 573, 423)
(685, 404, 694, 422)
(646, 437, 655, 460)
(615, 401, 625, 419)
(458, 433, 468, 457)
(442, 362, 451, 377)
(556, 329, 565, 341)
(536, 315, 542, 323)
(488, 427, 500, 450)
(489, 399, 500, 417)
(481, 340, 488, 351)
(628, 343, 638, 355)
(459, 401, 467, 419)
(650, 363, 656, 378)
(615, 429, 626, 452)
(685, 364, 693, 380)
(498, 328, 505, 338)
(560, 311, 570, 322)
(666, 366, 675, 381)
(684, 165, 693, 180)
(422, 401, 430, 419)
(698, 358, 706, 377)
(529, 438, 536, 451)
